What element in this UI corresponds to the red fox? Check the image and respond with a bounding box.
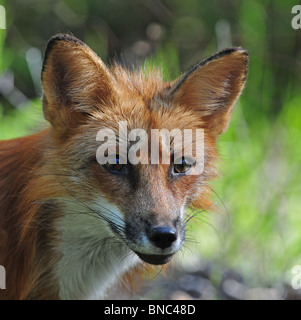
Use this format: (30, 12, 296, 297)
(0, 34, 248, 299)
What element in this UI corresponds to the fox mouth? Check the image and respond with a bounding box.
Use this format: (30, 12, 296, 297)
(134, 251, 174, 265)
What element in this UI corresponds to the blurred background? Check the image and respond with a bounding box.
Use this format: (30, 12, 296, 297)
(0, 0, 301, 300)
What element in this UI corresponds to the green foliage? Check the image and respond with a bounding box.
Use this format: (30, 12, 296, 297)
(0, 99, 45, 139)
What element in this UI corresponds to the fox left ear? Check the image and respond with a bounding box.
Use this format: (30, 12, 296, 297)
(41, 33, 116, 135)
(165, 48, 249, 136)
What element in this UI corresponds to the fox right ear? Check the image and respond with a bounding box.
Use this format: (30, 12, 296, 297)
(41, 34, 116, 134)
(164, 48, 249, 137)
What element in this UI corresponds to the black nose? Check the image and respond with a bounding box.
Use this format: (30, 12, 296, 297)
(149, 226, 177, 249)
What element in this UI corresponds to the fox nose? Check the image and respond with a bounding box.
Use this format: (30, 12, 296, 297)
(149, 226, 177, 249)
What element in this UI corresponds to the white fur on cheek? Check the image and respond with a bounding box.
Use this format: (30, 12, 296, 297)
(55, 196, 139, 300)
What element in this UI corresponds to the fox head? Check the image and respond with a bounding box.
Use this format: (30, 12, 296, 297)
(41, 34, 248, 269)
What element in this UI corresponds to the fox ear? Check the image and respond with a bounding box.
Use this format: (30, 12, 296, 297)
(41, 34, 116, 134)
(166, 48, 249, 136)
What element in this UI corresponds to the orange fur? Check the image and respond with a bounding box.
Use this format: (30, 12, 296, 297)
(0, 34, 248, 300)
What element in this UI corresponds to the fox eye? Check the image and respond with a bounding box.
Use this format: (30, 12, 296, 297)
(173, 157, 193, 175)
(103, 155, 126, 174)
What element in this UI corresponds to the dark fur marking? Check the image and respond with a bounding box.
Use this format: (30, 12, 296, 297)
(42, 33, 86, 76)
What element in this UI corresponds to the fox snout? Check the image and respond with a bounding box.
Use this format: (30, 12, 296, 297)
(123, 209, 185, 265)
(137, 225, 184, 265)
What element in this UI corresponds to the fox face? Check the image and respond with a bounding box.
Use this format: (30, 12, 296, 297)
(0, 34, 248, 299)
